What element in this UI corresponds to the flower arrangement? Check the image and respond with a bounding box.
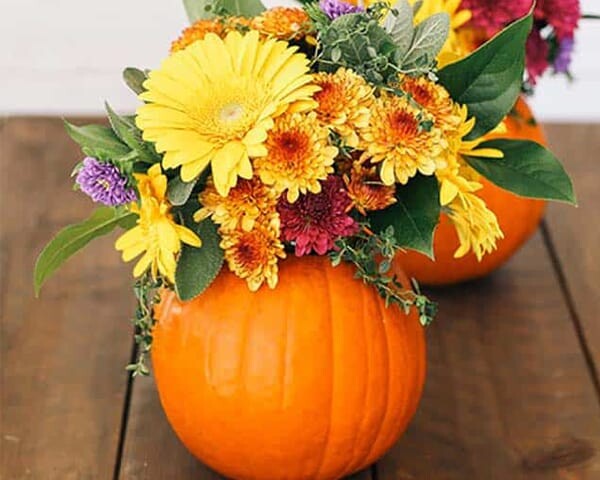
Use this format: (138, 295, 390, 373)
(34, 0, 575, 375)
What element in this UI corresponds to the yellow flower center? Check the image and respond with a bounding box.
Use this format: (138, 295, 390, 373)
(219, 103, 245, 123)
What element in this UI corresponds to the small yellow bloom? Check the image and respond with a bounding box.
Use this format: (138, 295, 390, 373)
(344, 164, 397, 215)
(137, 30, 319, 197)
(115, 165, 201, 283)
(359, 93, 446, 185)
(195, 176, 279, 232)
(220, 217, 286, 291)
(254, 112, 337, 202)
(313, 68, 374, 148)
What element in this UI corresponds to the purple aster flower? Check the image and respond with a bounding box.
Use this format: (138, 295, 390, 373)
(75, 157, 137, 206)
(319, 0, 363, 20)
(553, 36, 575, 74)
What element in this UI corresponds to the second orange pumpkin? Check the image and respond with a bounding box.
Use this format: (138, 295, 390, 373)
(395, 97, 547, 285)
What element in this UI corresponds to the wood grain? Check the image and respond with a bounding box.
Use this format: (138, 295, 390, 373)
(1, 118, 134, 480)
(375, 232, 600, 479)
(544, 124, 600, 389)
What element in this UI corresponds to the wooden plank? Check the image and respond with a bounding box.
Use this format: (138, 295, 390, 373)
(118, 370, 373, 479)
(376, 231, 600, 479)
(544, 123, 600, 388)
(1, 118, 133, 479)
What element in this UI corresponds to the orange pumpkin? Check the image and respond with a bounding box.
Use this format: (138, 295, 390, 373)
(395, 97, 547, 285)
(153, 256, 426, 480)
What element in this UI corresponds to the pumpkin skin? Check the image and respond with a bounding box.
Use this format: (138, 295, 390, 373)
(395, 97, 547, 285)
(152, 256, 426, 480)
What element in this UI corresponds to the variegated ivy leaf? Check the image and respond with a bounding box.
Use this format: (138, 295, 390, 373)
(400, 12, 449, 73)
(383, 0, 414, 59)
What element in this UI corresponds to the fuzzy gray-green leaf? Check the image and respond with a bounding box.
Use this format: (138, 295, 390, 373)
(400, 12, 449, 71)
(383, 0, 414, 57)
(123, 68, 148, 95)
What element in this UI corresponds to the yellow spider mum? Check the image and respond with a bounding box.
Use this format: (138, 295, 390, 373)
(409, 0, 473, 66)
(136, 30, 319, 196)
(359, 93, 446, 185)
(221, 217, 286, 291)
(170, 17, 251, 53)
(115, 165, 201, 283)
(251, 7, 312, 40)
(195, 176, 279, 232)
(313, 68, 374, 148)
(447, 191, 504, 260)
(344, 164, 397, 215)
(254, 112, 337, 202)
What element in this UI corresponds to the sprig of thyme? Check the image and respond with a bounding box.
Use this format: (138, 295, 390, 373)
(126, 273, 163, 376)
(331, 225, 437, 326)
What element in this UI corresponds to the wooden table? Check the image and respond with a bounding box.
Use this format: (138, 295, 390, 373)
(2, 118, 599, 479)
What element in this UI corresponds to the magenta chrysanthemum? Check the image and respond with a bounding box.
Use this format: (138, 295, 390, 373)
(526, 28, 550, 84)
(278, 176, 359, 256)
(76, 157, 136, 206)
(461, 0, 531, 36)
(536, 0, 580, 40)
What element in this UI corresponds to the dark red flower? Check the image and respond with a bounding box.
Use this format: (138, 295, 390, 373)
(526, 27, 550, 84)
(535, 0, 580, 40)
(278, 176, 359, 256)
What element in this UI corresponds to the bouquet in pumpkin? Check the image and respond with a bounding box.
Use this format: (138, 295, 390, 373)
(34, 0, 575, 375)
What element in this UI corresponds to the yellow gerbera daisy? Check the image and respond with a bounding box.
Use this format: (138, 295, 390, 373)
(359, 93, 446, 185)
(221, 216, 286, 291)
(251, 7, 312, 40)
(194, 176, 279, 232)
(254, 111, 337, 202)
(313, 68, 374, 148)
(136, 30, 319, 196)
(115, 165, 201, 283)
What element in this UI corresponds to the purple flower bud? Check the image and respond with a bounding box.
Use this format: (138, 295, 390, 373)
(319, 0, 364, 20)
(553, 36, 575, 74)
(75, 157, 137, 206)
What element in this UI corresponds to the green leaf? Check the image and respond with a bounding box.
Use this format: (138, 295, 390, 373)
(64, 121, 130, 160)
(383, 0, 414, 57)
(183, 0, 214, 21)
(123, 67, 148, 95)
(464, 139, 577, 205)
(183, 0, 264, 21)
(400, 12, 449, 71)
(437, 12, 533, 139)
(167, 176, 198, 206)
(175, 217, 224, 301)
(369, 175, 440, 257)
(34, 207, 136, 296)
(105, 102, 160, 164)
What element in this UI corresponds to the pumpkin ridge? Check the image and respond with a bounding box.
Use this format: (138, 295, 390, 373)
(278, 303, 289, 410)
(363, 294, 391, 463)
(389, 306, 411, 450)
(340, 282, 370, 477)
(312, 262, 336, 479)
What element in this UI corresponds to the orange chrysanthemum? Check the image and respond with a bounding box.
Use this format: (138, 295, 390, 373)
(344, 165, 397, 215)
(313, 68, 374, 147)
(195, 176, 279, 232)
(359, 94, 446, 185)
(170, 17, 250, 53)
(221, 217, 286, 291)
(251, 7, 312, 40)
(254, 112, 338, 202)
(399, 75, 459, 132)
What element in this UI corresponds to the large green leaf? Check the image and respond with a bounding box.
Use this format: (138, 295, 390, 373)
(64, 121, 130, 160)
(437, 12, 532, 139)
(369, 175, 440, 257)
(465, 139, 576, 205)
(34, 207, 136, 296)
(175, 217, 224, 301)
(383, 0, 414, 58)
(400, 12, 449, 72)
(222, 0, 265, 16)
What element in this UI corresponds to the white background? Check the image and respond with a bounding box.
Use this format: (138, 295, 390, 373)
(0, 0, 598, 120)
